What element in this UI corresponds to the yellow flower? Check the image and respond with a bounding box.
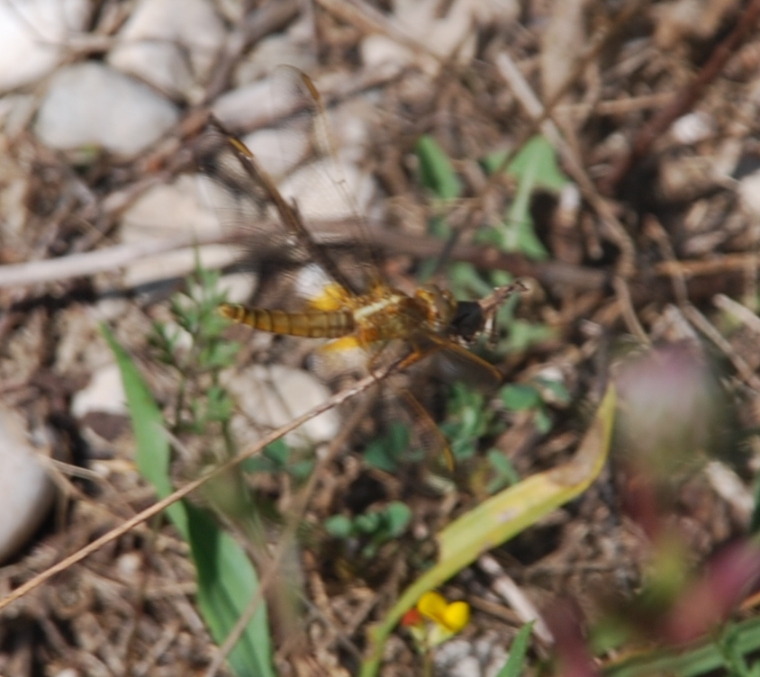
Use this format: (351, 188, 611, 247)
(414, 591, 470, 646)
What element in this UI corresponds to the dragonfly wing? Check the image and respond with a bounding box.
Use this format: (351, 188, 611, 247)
(265, 66, 379, 292)
(413, 334, 503, 391)
(398, 389, 455, 471)
(193, 68, 379, 308)
(192, 120, 309, 307)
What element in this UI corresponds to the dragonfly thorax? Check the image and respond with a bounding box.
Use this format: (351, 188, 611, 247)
(345, 284, 455, 346)
(412, 286, 458, 333)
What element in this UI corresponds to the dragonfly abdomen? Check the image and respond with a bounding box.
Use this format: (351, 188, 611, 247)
(219, 303, 354, 338)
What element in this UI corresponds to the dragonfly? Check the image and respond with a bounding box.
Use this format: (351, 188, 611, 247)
(194, 69, 522, 464)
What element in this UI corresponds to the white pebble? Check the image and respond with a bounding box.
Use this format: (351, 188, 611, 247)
(108, 0, 226, 100)
(71, 363, 127, 418)
(0, 0, 90, 93)
(0, 407, 54, 563)
(226, 364, 340, 448)
(35, 62, 179, 156)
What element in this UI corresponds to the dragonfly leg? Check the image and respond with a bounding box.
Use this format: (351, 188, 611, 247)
(396, 341, 442, 372)
(398, 389, 454, 471)
(366, 341, 396, 376)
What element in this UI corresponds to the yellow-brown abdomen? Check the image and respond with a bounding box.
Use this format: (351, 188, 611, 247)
(219, 303, 354, 339)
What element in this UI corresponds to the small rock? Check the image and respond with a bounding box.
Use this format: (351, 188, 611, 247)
(279, 158, 374, 222)
(475, 631, 509, 677)
(212, 78, 302, 130)
(71, 363, 127, 418)
(738, 171, 760, 219)
(234, 33, 316, 88)
(116, 551, 143, 580)
(241, 127, 311, 179)
(35, 62, 179, 156)
(434, 638, 481, 677)
(226, 364, 340, 448)
(119, 174, 242, 287)
(0, 406, 54, 563)
(361, 35, 413, 77)
(362, 0, 518, 74)
(108, 0, 226, 101)
(120, 176, 220, 237)
(672, 111, 714, 145)
(0, 0, 90, 93)
(218, 271, 258, 305)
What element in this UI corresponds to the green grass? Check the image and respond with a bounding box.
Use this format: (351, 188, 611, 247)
(104, 264, 275, 677)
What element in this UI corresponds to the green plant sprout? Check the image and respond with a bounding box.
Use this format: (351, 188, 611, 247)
(106, 260, 277, 677)
(494, 622, 534, 677)
(361, 421, 419, 472)
(500, 376, 571, 436)
(480, 135, 570, 260)
(415, 134, 559, 355)
(243, 436, 314, 482)
(440, 381, 496, 461)
(324, 501, 412, 559)
(150, 264, 239, 437)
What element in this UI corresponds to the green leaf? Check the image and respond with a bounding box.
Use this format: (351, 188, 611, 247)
(510, 136, 569, 190)
(364, 423, 410, 472)
(484, 136, 570, 192)
(441, 383, 492, 461)
(187, 503, 276, 677)
(501, 154, 548, 259)
(205, 385, 234, 422)
(288, 458, 315, 482)
(486, 449, 520, 493)
(384, 502, 412, 538)
(502, 320, 556, 353)
(482, 136, 570, 260)
(324, 514, 354, 539)
(500, 384, 542, 411)
(355, 512, 382, 534)
(101, 324, 187, 535)
(534, 407, 553, 435)
(495, 622, 534, 677)
(416, 135, 461, 200)
(103, 325, 275, 677)
(200, 340, 239, 370)
(448, 261, 495, 299)
(264, 438, 291, 465)
(535, 377, 572, 406)
(602, 616, 760, 677)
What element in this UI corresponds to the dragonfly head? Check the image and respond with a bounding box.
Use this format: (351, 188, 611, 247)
(449, 280, 527, 342)
(449, 301, 486, 341)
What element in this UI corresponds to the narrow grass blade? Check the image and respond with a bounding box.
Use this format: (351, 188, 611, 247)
(102, 324, 187, 535)
(102, 325, 275, 677)
(416, 135, 461, 200)
(495, 622, 534, 677)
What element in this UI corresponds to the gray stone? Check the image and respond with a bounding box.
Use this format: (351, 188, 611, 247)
(35, 62, 179, 156)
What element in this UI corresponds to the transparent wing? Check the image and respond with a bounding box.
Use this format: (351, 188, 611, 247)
(403, 333, 503, 391)
(262, 66, 379, 290)
(194, 68, 378, 309)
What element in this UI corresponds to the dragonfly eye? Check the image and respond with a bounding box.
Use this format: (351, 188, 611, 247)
(449, 301, 485, 342)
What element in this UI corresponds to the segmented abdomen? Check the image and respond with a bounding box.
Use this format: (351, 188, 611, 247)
(219, 303, 354, 338)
